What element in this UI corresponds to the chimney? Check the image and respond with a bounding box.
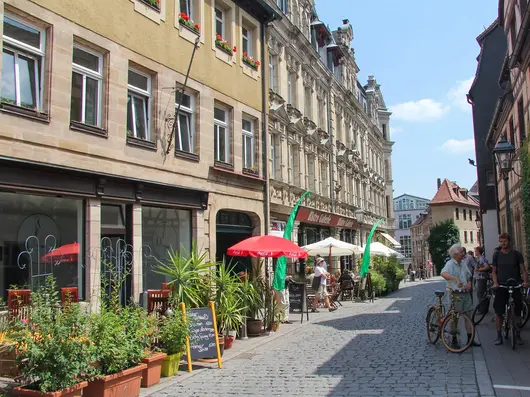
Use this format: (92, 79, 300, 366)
(437, 178, 441, 190)
(342, 19, 349, 25)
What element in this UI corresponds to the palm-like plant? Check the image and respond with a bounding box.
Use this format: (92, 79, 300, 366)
(217, 294, 246, 335)
(238, 277, 263, 320)
(214, 260, 240, 309)
(154, 243, 213, 308)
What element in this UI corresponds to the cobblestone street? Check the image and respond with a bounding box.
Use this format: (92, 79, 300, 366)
(145, 280, 481, 397)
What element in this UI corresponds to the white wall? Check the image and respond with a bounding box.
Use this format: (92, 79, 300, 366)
(482, 210, 499, 263)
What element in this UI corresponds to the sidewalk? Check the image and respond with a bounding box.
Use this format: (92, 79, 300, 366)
(475, 303, 530, 397)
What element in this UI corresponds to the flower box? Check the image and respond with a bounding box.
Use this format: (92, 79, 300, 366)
(12, 381, 88, 397)
(160, 352, 181, 377)
(215, 35, 235, 56)
(140, 0, 160, 11)
(178, 13, 200, 34)
(141, 352, 167, 388)
(243, 53, 260, 70)
(84, 364, 147, 397)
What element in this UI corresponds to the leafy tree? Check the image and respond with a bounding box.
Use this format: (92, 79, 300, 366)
(520, 141, 530, 261)
(428, 219, 460, 274)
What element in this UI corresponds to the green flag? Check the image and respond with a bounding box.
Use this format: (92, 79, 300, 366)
(360, 218, 385, 278)
(272, 191, 311, 291)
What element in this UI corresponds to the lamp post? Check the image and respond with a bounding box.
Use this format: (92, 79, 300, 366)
(492, 135, 516, 237)
(475, 217, 482, 246)
(355, 209, 365, 247)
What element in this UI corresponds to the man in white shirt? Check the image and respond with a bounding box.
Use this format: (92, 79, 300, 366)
(312, 257, 337, 312)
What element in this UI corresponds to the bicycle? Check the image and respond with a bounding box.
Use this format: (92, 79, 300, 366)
(472, 279, 494, 325)
(498, 278, 524, 350)
(426, 289, 476, 353)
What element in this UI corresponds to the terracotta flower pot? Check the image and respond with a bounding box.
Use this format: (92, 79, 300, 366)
(224, 335, 235, 349)
(160, 352, 182, 377)
(247, 319, 263, 336)
(141, 352, 167, 388)
(84, 364, 146, 397)
(12, 381, 88, 397)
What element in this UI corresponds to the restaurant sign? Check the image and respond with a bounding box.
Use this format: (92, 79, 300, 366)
(296, 207, 358, 229)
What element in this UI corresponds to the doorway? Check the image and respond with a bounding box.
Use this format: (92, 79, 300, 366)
(216, 210, 253, 275)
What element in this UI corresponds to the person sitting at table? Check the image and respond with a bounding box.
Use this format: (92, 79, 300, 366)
(338, 270, 355, 300)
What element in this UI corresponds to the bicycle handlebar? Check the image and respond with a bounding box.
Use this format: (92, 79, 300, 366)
(497, 284, 523, 289)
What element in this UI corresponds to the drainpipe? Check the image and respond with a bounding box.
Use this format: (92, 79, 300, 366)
(261, 22, 270, 237)
(327, 83, 335, 214)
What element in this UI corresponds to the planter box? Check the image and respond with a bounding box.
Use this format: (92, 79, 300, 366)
(12, 381, 88, 397)
(141, 352, 167, 388)
(247, 319, 263, 336)
(161, 353, 181, 377)
(84, 364, 147, 397)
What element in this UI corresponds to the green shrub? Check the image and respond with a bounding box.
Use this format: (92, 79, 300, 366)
(372, 256, 403, 294)
(370, 270, 386, 296)
(158, 311, 189, 355)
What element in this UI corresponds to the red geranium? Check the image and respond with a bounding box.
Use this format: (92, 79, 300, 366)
(233, 46, 237, 53)
(195, 23, 200, 30)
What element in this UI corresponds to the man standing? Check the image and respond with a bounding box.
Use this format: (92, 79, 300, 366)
(461, 247, 475, 302)
(312, 257, 336, 312)
(441, 244, 481, 347)
(492, 233, 528, 345)
(473, 246, 490, 311)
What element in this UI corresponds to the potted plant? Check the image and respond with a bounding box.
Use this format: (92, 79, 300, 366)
(242, 53, 260, 70)
(217, 294, 245, 349)
(158, 310, 189, 377)
(139, 312, 164, 388)
(239, 278, 264, 337)
(215, 34, 236, 55)
(10, 277, 96, 397)
(178, 12, 200, 34)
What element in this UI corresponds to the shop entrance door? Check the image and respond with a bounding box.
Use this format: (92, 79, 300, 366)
(216, 211, 253, 275)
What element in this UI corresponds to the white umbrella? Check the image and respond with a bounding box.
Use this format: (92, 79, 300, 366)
(303, 237, 363, 256)
(369, 242, 405, 259)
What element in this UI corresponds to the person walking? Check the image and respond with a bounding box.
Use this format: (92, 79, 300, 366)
(492, 233, 528, 345)
(473, 246, 490, 314)
(312, 257, 336, 312)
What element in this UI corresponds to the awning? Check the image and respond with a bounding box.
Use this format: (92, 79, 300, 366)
(380, 232, 401, 248)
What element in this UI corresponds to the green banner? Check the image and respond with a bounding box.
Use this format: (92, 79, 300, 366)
(360, 218, 385, 278)
(272, 191, 311, 291)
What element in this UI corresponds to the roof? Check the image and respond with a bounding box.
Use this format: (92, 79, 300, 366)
(393, 193, 431, 202)
(410, 207, 432, 228)
(430, 179, 480, 207)
(476, 19, 500, 43)
(469, 181, 479, 194)
(469, 19, 501, 99)
(235, 0, 281, 24)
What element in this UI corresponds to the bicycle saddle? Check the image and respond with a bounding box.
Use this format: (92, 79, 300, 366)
(435, 290, 445, 297)
(505, 278, 520, 286)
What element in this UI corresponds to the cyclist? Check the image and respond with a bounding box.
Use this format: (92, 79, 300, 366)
(441, 243, 481, 347)
(492, 233, 528, 345)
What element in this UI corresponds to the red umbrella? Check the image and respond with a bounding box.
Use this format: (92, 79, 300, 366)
(227, 235, 308, 259)
(40, 242, 79, 263)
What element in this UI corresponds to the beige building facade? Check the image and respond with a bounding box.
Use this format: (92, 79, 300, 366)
(0, 0, 277, 308)
(410, 208, 433, 275)
(267, 0, 395, 273)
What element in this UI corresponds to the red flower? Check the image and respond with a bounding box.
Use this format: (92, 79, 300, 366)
(244, 51, 248, 56)
(183, 14, 190, 21)
(216, 34, 222, 40)
(256, 61, 261, 66)
(181, 12, 187, 18)
(195, 23, 200, 30)
(233, 46, 237, 53)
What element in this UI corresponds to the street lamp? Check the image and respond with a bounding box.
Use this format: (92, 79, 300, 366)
(355, 209, 365, 247)
(492, 135, 516, 237)
(475, 217, 482, 246)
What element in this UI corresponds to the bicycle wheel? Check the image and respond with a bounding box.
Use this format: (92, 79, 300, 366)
(472, 297, 489, 325)
(440, 311, 475, 353)
(426, 307, 441, 344)
(511, 304, 516, 350)
(522, 300, 529, 327)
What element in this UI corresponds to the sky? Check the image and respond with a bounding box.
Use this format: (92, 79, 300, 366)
(315, 0, 499, 200)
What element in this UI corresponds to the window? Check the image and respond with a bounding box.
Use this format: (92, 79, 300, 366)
(318, 100, 325, 129)
(339, 170, 345, 201)
(242, 118, 254, 169)
(127, 69, 151, 140)
(307, 155, 316, 191)
(455, 208, 459, 220)
(463, 209, 467, 221)
(180, 0, 193, 17)
(70, 46, 102, 127)
(398, 214, 412, 229)
(276, 0, 288, 13)
(464, 231, 468, 244)
(399, 236, 412, 259)
(320, 161, 328, 197)
(1, 15, 45, 110)
(215, 7, 225, 38)
(175, 91, 195, 153)
(486, 170, 495, 186)
(469, 209, 473, 220)
(288, 72, 297, 106)
(304, 86, 312, 118)
(518, 98, 526, 142)
(288, 144, 295, 184)
(510, 17, 517, 52)
(270, 133, 281, 179)
(242, 27, 251, 56)
(382, 123, 387, 140)
(509, 117, 516, 146)
(214, 106, 230, 163)
(269, 55, 276, 91)
(470, 231, 474, 243)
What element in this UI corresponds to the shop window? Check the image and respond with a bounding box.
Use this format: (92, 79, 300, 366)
(1, 15, 46, 111)
(176, 91, 196, 154)
(0, 192, 84, 298)
(71, 45, 103, 127)
(127, 69, 152, 141)
(142, 207, 191, 290)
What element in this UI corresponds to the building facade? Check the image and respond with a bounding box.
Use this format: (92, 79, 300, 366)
(0, 0, 277, 308)
(267, 0, 396, 273)
(393, 194, 430, 271)
(485, 0, 529, 260)
(430, 179, 481, 249)
(410, 208, 433, 276)
(468, 19, 507, 262)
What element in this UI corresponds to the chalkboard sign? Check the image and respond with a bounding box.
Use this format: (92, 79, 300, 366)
(288, 282, 309, 323)
(187, 307, 218, 360)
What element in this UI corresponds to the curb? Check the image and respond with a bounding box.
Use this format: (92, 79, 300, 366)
(473, 328, 497, 397)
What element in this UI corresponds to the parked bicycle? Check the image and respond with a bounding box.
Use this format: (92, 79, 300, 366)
(498, 278, 524, 350)
(426, 289, 476, 353)
(472, 279, 494, 325)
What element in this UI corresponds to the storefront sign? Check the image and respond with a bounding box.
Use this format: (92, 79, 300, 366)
(296, 207, 358, 229)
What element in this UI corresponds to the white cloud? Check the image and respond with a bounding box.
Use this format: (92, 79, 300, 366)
(440, 138, 475, 154)
(447, 77, 474, 112)
(390, 99, 449, 122)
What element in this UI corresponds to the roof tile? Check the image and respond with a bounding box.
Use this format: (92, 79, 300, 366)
(430, 179, 480, 207)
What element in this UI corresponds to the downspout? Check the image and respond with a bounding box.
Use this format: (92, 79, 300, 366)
(261, 22, 270, 236)
(327, 82, 335, 213)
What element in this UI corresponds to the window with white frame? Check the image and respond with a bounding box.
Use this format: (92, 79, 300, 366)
(242, 26, 252, 56)
(304, 85, 312, 119)
(214, 106, 230, 163)
(276, 0, 288, 13)
(269, 54, 277, 91)
(180, 0, 193, 17)
(70, 45, 103, 127)
(287, 72, 297, 106)
(175, 91, 195, 153)
(1, 15, 45, 110)
(242, 118, 254, 170)
(270, 133, 281, 179)
(215, 7, 225, 38)
(127, 69, 151, 140)
(307, 154, 316, 191)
